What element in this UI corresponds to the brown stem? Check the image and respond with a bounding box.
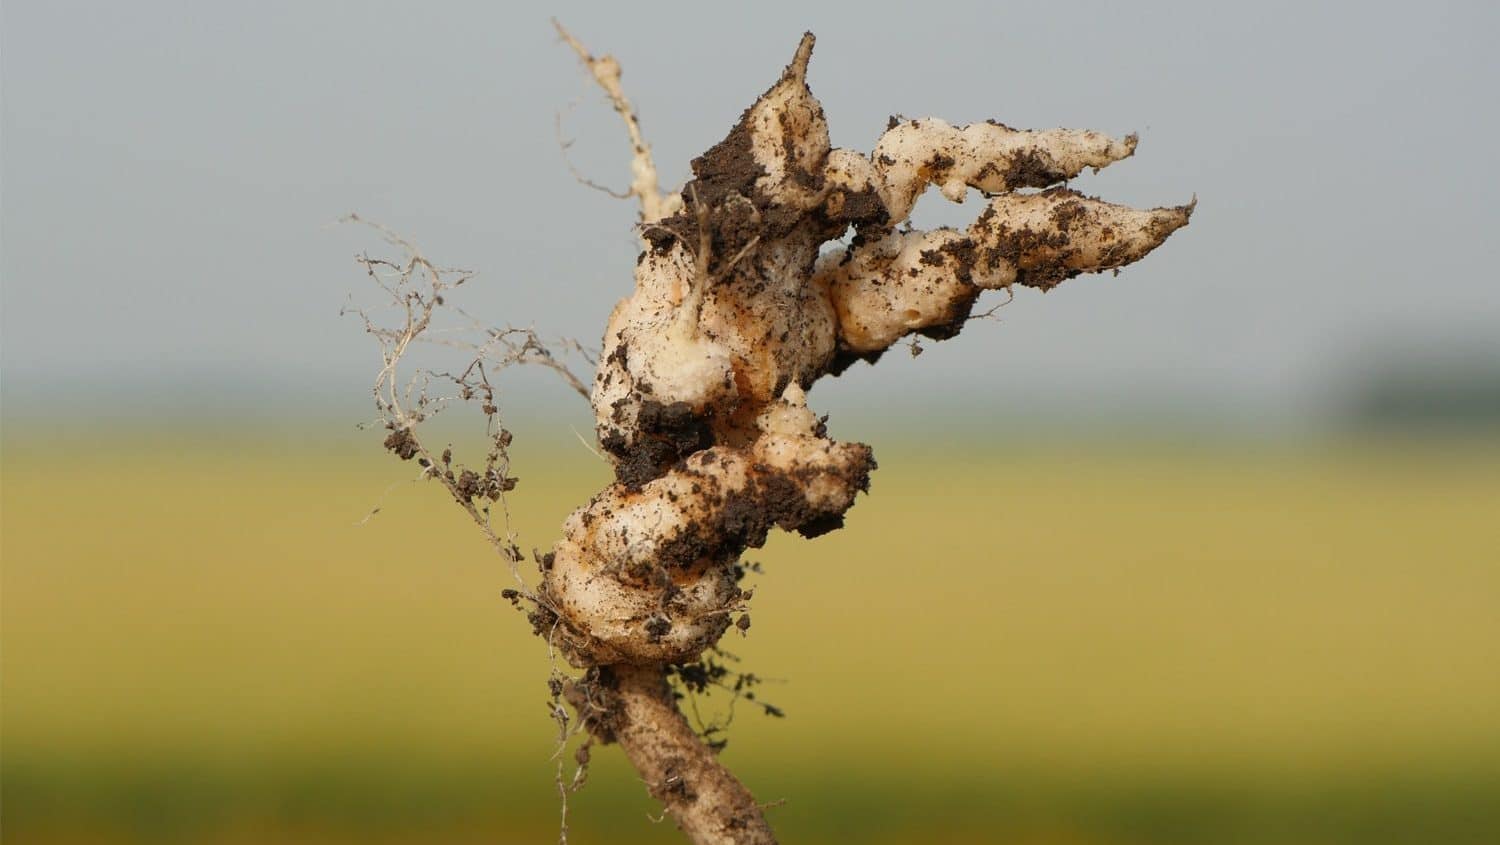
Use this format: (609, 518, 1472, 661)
(599, 663, 778, 844)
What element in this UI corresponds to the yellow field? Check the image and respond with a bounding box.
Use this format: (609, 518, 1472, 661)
(4, 430, 1499, 843)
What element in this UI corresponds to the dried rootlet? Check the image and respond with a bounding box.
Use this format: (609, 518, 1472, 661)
(359, 25, 1191, 845)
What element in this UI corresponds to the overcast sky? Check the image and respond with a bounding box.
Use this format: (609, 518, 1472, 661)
(3, 0, 1496, 426)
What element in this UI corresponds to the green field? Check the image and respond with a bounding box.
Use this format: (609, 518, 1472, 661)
(4, 430, 1499, 843)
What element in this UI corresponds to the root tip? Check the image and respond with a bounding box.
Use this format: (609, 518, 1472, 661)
(788, 32, 816, 80)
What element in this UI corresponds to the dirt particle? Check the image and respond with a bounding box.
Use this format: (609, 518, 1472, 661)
(645, 616, 673, 641)
(383, 427, 420, 460)
(604, 398, 717, 489)
(1004, 149, 1068, 191)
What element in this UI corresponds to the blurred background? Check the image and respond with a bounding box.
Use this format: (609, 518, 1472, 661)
(4, 1, 1498, 843)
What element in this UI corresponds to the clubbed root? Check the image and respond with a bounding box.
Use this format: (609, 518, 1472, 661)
(542, 26, 1192, 845)
(819, 189, 1195, 352)
(355, 23, 1195, 845)
(872, 118, 1140, 220)
(544, 392, 874, 667)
